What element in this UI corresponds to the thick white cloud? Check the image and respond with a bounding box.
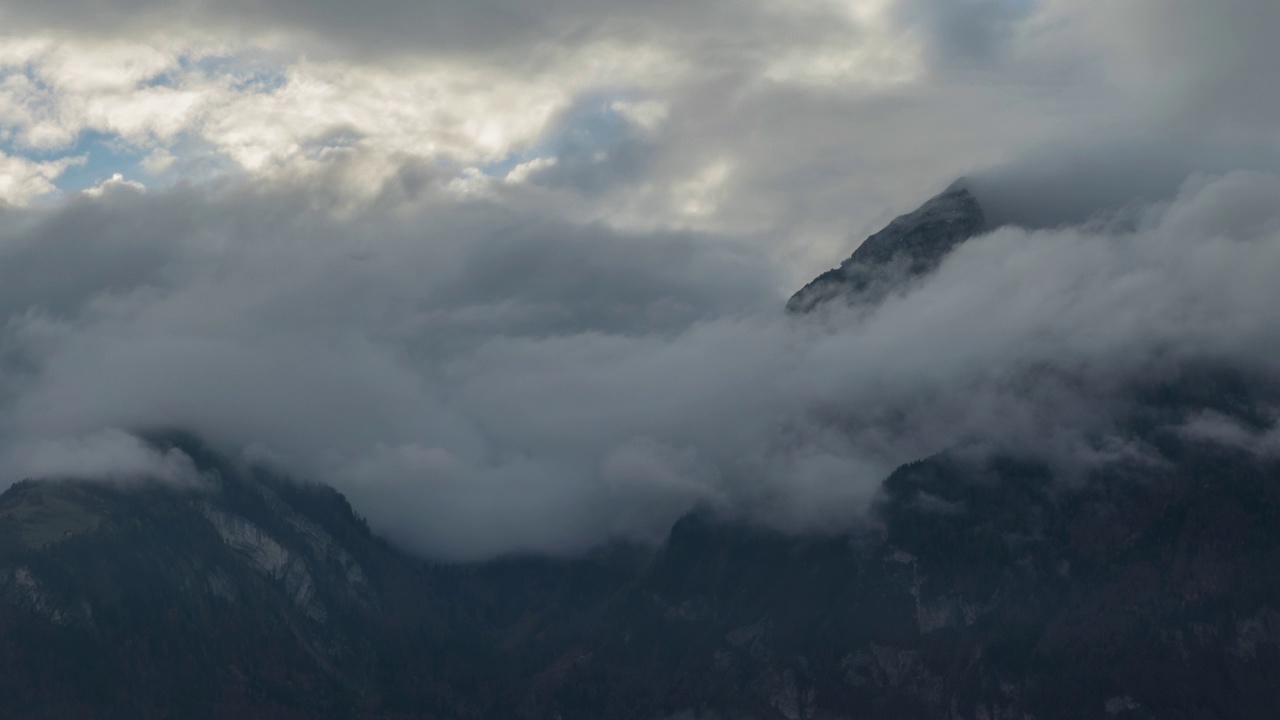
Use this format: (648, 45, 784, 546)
(0, 172, 1276, 559)
(0, 150, 81, 204)
(0, 0, 1277, 559)
(0, 37, 217, 150)
(3, 0, 1255, 255)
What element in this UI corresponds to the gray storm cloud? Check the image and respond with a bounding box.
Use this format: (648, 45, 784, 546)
(964, 136, 1280, 230)
(1, 170, 1279, 560)
(0, 0, 1279, 560)
(0, 0, 853, 60)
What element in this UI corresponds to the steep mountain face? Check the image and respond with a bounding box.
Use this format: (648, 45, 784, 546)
(0, 437, 639, 719)
(787, 181, 987, 312)
(3, 418, 1280, 719)
(4, 185, 1280, 719)
(518, 368, 1280, 720)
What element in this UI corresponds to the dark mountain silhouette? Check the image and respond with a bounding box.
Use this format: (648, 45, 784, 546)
(4, 186, 1280, 719)
(787, 181, 987, 312)
(4, 395, 1280, 720)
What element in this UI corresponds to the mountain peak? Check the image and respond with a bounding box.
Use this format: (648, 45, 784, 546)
(787, 182, 987, 313)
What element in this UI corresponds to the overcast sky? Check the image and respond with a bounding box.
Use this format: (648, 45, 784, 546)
(0, 0, 1278, 560)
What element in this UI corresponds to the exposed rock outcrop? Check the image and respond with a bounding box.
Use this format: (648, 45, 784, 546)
(788, 181, 987, 312)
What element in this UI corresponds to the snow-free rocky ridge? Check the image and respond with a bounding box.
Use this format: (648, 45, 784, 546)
(4, 185, 1280, 719)
(787, 180, 987, 313)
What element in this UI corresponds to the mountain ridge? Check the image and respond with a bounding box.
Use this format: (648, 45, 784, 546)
(4, 186, 1280, 718)
(787, 181, 988, 313)
(3, 417, 1280, 718)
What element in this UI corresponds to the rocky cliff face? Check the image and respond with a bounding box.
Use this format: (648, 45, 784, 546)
(2, 419, 1279, 719)
(787, 181, 987, 312)
(3, 184, 1280, 719)
(0, 438, 649, 719)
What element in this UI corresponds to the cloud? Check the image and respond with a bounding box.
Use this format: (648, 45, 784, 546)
(0, 170, 1276, 560)
(6, 0, 1248, 259)
(82, 172, 145, 197)
(0, 0, 860, 64)
(895, 0, 1033, 67)
(0, 0, 1024, 236)
(9, 428, 204, 486)
(1056, 0, 1280, 131)
(0, 36, 668, 189)
(0, 36, 216, 151)
(0, 1, 1277, 561)
(962, 134, 1280, 230)
(0, 150, 80, 204)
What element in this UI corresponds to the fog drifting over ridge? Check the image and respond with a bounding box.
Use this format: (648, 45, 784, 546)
(0, 169, 1278, 559)
(1, 0, 1279, 559)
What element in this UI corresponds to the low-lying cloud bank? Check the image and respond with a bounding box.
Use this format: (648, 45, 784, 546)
(0, 168, 1278, 560)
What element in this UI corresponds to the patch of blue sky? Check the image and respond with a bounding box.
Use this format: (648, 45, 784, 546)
(50, 131, 149, 192)
(0, 118, 175, 194)
(478, 91, 638, 179)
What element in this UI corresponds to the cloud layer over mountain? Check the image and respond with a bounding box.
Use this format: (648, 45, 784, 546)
(1, 170, 1279, 559)
(0, 0, 1278, 559)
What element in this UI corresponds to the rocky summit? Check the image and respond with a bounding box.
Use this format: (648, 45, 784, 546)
(787, 181, 987, 313)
